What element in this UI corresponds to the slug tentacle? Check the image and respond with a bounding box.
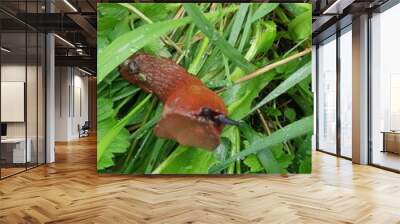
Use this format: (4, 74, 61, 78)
(128, 61, 139, 74)
(120, 53, 239, 150)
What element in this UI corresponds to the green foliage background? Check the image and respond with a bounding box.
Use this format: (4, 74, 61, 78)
(97, 3, 313, 174)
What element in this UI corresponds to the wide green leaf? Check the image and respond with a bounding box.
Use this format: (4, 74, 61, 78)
(288, 9, 312, 41)
(243, 154, 264, 172)
(97, 98, 131, 170)
(97, 95, 152, 168)
(282, 3, 311, 16)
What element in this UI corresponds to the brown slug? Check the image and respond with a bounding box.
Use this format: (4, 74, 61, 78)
(119, 53, 240, 150)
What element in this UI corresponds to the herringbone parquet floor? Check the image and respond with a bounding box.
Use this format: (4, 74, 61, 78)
(1, 135, 400, 224)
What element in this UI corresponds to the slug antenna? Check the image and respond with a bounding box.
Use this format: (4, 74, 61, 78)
(214, 115, 243, 126)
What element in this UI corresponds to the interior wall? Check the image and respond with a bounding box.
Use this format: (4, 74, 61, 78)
(55, 66, 69, 141)
(55, 67, 89, 141)
(1, 64, 39, 138)
(72, 72, 89, 138)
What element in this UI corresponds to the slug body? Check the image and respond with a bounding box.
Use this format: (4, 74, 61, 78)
(120, 53, 231, 150)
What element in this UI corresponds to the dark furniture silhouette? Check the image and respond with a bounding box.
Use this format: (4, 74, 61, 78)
(78, 121, 90, 138)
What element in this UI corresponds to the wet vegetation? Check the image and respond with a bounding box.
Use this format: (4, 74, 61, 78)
(97, 3, 313, 174)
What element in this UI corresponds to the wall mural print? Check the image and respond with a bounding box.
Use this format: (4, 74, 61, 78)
(97, 3, 313, 174)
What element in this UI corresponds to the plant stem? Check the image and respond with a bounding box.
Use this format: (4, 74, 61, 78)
(274, 115, 292, 155)
(257, 109, 272, 135)
(169, 6, 186, 39)
(234, 48, 312, 84)
(215, 48, 312, 93)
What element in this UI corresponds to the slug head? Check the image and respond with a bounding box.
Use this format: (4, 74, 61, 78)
(128, 60, 139, 73)
(120, 55, 154, 94)
(155, 85, 229, 150)
(199, 107, 242, 127)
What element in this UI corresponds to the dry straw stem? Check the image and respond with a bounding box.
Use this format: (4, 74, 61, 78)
(169, 6, 186, 38)
(215, 47, 312, 94)
(234, 47, 312, 84)
(257, 109, 272, 135)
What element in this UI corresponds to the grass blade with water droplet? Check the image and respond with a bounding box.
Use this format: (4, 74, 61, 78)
(208, 115, 313, 174)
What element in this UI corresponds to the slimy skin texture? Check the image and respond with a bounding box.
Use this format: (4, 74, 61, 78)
(120, 53, 228, 150)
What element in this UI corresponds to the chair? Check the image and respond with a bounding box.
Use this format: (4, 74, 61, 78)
(78, 121, 90, 138)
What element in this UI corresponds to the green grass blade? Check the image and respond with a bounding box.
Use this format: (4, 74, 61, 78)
(251, 3, 279, 22)
(98, 18, 190, 84)
(188, 37, 209, 75)
(183, 4, 256, 73)
(248, 61, 311, 115)
(144, 138, 167, 174)
(124, 130, 152, 173)
(238, 6, 253, 53)
(152, 146, 215, 174)
(208, 115, 313, 173)
(228, 3, 249, 47)
(129, 113, 160, 140)
(112, 86, 139, 102)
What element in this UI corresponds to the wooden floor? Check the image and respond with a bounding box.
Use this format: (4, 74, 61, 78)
(373, 150, 400, 171)
(1, 136, 400, 224)
(1, 163, 42, 178)
(0, 167, 26, 178)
